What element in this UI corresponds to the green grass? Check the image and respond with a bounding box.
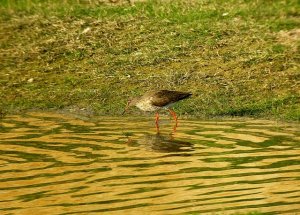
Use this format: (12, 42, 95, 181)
(0, 0, 299, 120)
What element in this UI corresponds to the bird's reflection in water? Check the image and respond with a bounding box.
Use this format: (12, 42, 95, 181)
(126, 133, 194, 153)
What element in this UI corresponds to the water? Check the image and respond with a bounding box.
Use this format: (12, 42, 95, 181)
(0, 112, 300, 215)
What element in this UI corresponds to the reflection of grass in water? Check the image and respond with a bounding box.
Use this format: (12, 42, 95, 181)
(123, 131, 134, 137)
(1, 114, 299, 214)
(0, 0, 299, 121)
(187, 211, 265, 215)
(234, 212, 268, 215)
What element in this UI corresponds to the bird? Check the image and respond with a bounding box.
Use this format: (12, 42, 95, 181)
(122, 90, 192, 132)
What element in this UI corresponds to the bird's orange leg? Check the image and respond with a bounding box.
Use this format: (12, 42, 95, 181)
(155, 112, 160, 133)
(168, 109, 178, 132)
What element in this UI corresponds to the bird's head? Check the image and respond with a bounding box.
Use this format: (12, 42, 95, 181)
(122, 98, 139, 115)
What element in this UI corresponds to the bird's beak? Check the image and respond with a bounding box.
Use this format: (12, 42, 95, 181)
(122, 102, 129, 115)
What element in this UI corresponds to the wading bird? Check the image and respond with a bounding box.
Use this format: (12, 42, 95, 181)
(122, 90, 192, 132)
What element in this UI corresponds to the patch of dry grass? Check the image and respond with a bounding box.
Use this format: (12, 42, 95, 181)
(0, 0, 299, 120)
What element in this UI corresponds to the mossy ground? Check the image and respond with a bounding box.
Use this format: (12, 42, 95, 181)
(0, 0, 299, 120)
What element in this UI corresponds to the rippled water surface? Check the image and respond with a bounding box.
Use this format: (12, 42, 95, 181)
(0, 112, 300, 215)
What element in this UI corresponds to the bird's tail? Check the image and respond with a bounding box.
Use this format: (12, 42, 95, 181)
(178, 92, 192, 101)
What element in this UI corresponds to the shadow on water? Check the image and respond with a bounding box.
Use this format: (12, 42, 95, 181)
(0, 112, 300, 215)
(126, 133, 194, 153)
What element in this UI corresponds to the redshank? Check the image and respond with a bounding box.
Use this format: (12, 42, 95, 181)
(122, 90, 192, 132)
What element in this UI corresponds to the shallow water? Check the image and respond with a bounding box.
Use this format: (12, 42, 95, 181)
(0, 112, 300, 215)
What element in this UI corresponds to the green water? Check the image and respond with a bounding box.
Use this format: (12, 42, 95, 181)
(0, 112, 299, 215)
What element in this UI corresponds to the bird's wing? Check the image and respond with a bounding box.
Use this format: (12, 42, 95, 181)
(150, 90, 192, 107)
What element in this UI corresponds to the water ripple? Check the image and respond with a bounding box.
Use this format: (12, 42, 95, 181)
(0, 112, 299, 214)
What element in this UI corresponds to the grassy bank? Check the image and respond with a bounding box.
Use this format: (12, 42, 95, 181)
(0, 0, 299, 120)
